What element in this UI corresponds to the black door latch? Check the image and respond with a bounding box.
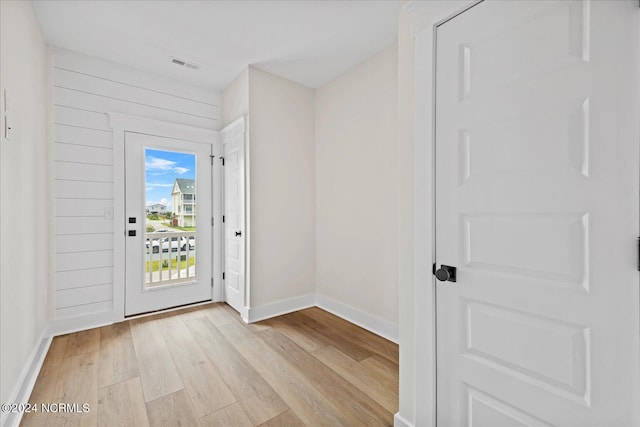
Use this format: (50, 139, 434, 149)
(433, 264, 457, 282)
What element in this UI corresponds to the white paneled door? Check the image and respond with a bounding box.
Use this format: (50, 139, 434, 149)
(222, 120, 246, 315)
(124, 132, 212, 316)
(435, 1, 639, 425)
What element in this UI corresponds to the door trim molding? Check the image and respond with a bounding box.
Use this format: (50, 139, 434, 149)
(108, 112, 218, 143)
(220, 115, 246, 141)
(400, 2, 478, 426)
(108, 112, 220, 322)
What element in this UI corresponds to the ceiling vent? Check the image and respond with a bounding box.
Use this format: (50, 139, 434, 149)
(170, 57, 200, 70)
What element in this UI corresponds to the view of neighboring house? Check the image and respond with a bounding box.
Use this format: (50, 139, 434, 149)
(146, 203, 167, 215)
(172, 178, 196, 227)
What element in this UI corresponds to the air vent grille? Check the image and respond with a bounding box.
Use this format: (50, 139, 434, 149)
(169, 57, 200, 70)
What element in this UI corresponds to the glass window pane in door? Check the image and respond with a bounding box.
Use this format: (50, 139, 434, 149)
(144, 149, 197, 288)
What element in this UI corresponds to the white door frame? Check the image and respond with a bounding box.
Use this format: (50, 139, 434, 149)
(402, 3, 479, 425)
(108, 112, 222, 322)
(402, 1, 640, 426)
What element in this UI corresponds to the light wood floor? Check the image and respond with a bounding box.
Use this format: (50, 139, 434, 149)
(21, 303, 398, 426)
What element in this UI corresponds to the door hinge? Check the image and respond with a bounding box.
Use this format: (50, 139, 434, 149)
(221, 157, 225, 166)
(211, 278, 214, 288)
(222, 272, 225, 280)
(211, 217, 214, 226)
(222, 215, 225, 223)
(210, 155, 215, 165)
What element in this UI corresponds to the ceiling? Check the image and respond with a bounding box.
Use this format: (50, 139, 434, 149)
(33, 0, 399, 91)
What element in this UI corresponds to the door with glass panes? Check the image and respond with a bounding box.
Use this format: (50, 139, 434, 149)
(124, 132, 212, 315)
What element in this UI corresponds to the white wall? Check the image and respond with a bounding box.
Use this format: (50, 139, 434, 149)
(221, 55, 399, 335)
(52, 48, 221, 322)
(315, 46, 399, 336)
(0, 0, 52, 409)
(247, 67, 316, 310)
(221, 68, 248, 128)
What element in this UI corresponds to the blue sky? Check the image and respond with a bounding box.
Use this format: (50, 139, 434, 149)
(145, 149, 196, 211)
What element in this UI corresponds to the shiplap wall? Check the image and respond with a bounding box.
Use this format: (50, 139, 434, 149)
(53, 48, 221, 319)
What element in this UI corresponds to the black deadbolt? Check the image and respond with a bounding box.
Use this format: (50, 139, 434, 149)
(129, 217, 136, 223)
(435, 265, 457, 282)
(128, 230, 136, 237)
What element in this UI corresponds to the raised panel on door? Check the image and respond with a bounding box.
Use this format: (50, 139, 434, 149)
(435, 1, 639, 425)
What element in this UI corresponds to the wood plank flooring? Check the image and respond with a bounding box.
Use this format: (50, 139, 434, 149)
(20, 304, 398, 427)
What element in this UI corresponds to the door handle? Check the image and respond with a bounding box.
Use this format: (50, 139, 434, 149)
(434, 264, 456, 282)
(235, 231, 242, 237)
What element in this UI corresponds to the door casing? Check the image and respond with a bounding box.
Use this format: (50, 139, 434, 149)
(401, 1, 640, 425)
(109, 112, 223, 321)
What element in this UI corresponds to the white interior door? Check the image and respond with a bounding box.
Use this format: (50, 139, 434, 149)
(125, 132, 212, 316)
(435, 1, 639, 425)
(222, 119, 246, 315)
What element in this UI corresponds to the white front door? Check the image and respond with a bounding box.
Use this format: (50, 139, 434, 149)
(125, 132, 213, 316)
(435, 1, 639, 425)
(222, 119, 246, 316)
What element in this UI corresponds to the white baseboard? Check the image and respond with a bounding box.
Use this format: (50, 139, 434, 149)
(46, 309, 116, 337)
(315, 294, 399, 344)
(245, 294, 399, 344)
(1, 333, 52, 427)
(394, 412, 414, 427)
(246, 294, 316, 323)
(238, 305, 249, 323)
(218, 302, 249, 322)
